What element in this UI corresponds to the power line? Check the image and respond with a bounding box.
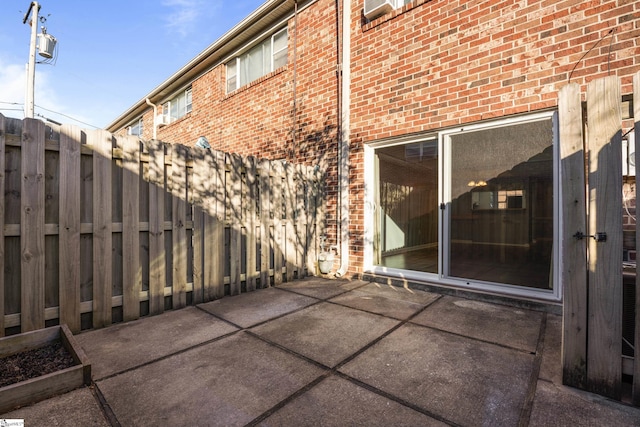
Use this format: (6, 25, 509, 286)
(0, 100, 99, 129)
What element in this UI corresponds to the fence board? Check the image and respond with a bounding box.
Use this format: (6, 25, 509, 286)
(148, 140, 166, 315)
(91, 129, 113, 329)
(245, 156, 258, 291)
(59, 125, 82, 332)
(586, 76, 623, 400)
(228, 153, 242, 295)
(21, 119, 46, 332)
(122, 136, 141, 321)
(191, 150, 205, 304)
(172, 144, 188, 308)
(273, 161, 284, 286)
(259, 159, 271, 287)
(634, 71, 640, 406)
(0, 115, 5, 336)
(558, 83, 588, 388)
(285, 162, 296, 281)
(296, 165, 307, 279)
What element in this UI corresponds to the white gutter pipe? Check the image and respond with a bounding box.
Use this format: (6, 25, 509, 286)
(145, 98, 158, 140)
(335, 0, 350, 277)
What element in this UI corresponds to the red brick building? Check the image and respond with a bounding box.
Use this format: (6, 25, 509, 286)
(108, 0, 640, 303)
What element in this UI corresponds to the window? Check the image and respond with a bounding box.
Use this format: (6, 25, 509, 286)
(127, 117, 143, 136)
(226, 28, 288, 93)
(162, 87, 192, 123)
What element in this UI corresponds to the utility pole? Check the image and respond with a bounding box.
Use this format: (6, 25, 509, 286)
(23, 1, 39, 119)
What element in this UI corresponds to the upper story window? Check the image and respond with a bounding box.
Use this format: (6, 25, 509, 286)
(226, 27, 288, 93)
(162, 87, 192, 123)
(127, 117, 144, 136)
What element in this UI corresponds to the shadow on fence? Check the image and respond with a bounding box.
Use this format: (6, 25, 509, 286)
(0, 114, 326, 336)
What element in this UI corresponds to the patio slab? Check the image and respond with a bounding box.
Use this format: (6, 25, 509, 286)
(76, 306, 238, 380)
(251, 302, 400, 367)
(97, 332, 324, 427)
(529, 380, 640, 426)
(260, 375, 447, 426)
(539, 313, 562, 383)
(411, 295, 544, 353)
(197, 287, 318, 328)
(276, 276, 368, 299)
(2, 387, 109, 426)
(339, 323, 535, 426)
(330, 282, 440, 319)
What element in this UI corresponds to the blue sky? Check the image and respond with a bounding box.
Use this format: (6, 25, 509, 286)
(0, 0, 265, 128)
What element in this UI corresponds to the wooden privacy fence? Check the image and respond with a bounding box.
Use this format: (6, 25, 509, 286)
(560, 72, 639, 404)
(0, 114, 325, 336)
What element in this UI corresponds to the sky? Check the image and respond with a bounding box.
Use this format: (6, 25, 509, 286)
(0, 0, 266, 129)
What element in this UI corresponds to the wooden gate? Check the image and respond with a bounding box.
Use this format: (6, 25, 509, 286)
(560, 72, 639, 403)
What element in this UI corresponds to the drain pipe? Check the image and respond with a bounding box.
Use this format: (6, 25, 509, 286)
(335, 0, 350, 277)
(145, 98, 158, 140)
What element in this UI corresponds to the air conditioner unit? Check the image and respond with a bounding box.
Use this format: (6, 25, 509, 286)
(156, 114, 169, 127)
(364, 0, 394, 20)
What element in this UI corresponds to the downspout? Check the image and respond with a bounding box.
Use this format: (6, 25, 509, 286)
(145, 98, 158, 140)
(335, 0, 350, 277)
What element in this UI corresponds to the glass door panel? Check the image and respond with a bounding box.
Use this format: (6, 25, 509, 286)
(375, 139, 439, 273)
(446, 119, 554, 289)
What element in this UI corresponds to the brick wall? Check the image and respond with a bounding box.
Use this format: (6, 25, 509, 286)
(346, 0, 640, 273)
(118, 0, 640, 277)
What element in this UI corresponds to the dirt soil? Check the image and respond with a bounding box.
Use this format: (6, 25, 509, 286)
(0, 341, 77, 388)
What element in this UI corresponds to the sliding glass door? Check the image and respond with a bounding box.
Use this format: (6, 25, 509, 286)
(443, 117, 555, 290)
(376, 138, 439, 274)
(372, 113, 556, 296)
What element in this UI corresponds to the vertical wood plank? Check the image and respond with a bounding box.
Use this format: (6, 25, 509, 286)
(245, 156, 258, 291)
(284, 162, 296, 282)
(91, 129, 113, 329)
(0, 114, 5, 336)
(228, 153, 242, 295)
(273, 161, 284, 286)
(172, 144, 188, 308)
(148, 140, 166, 315)
(306, 166, 318, 276)
(586, 76, 623, 399)
(633, 71, 640, 406)
(559, 82, 588, 388)
(203, 150, 225, 299)
(20, 118, 46, 332)
(259, 159, 271, 287)
(122, 135, 141, 321)
(191, 149, 205, 304)
(296, 165, 307, 278)
(59, 125, 82, 333)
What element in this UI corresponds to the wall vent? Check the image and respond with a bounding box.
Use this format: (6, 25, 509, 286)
(364, 0, 394, 20)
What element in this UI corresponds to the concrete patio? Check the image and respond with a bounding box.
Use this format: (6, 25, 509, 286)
(3, 277, 640, 426)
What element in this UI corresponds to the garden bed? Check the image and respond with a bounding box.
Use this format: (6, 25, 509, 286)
(0, 324, 91, 414)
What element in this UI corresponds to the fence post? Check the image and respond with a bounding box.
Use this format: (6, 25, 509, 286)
(586, 76, 623, 400)
(122, 135, 141, 321)
(148, 139, 166, 315)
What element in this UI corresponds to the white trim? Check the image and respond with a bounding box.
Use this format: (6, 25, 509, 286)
(363, 110, 561, 302)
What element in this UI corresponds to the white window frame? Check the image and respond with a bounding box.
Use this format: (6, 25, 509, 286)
(127, 117, 144, 136)
(363, 111, 561, 302)
(162, 87, 192, 123)
(226, 27, 288, 93)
